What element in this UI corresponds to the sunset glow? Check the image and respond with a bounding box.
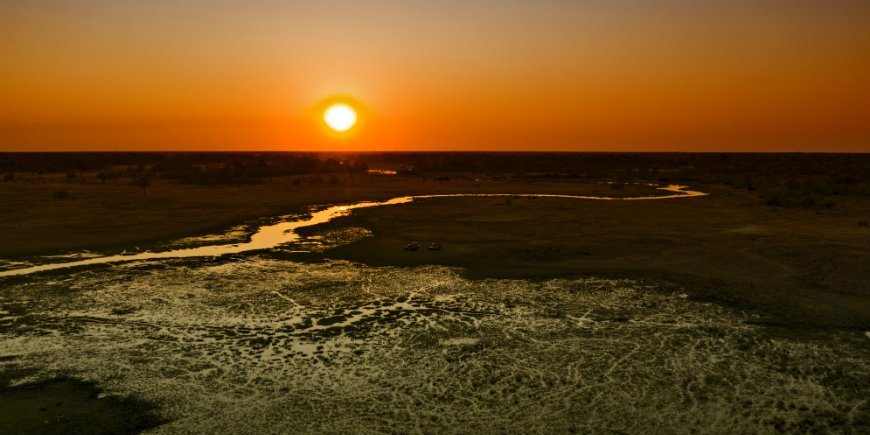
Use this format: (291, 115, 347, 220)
(1, 1, 870, 151)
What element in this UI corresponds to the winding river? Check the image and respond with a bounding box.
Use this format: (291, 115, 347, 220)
(0, 185, 706, 277)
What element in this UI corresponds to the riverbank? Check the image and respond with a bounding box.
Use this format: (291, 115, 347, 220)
(0, 185, 703, 277)
(3, 173, 870, 330)
(0, 174, 656, 258)
(299, 184, 870, 331)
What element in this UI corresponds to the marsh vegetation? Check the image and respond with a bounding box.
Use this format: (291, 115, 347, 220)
(1, 152, 869, 433)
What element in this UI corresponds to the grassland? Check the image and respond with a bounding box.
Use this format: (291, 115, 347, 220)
(2, 153, 870, 433)
(300, 184, 870, 331)
(3, 162, 870, 330)
(0, 173, 653, 257)
(3, 169, 870, 331)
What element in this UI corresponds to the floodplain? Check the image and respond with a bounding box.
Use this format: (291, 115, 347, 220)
(1, 152, 869, 433)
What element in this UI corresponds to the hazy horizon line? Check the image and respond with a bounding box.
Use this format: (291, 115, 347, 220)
(2, 149, 869, 155)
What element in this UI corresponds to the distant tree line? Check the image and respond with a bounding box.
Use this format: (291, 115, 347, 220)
(352, 152, 870, 209)
(0, 153, 368, 186)
(352, 152, 870, 181)
(3, 151, 870, 208)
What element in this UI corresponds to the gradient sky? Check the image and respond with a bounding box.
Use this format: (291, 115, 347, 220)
(2, 0, 869, 151)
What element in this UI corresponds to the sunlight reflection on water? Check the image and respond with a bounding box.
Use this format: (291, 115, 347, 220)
(0, 185, 706, 277)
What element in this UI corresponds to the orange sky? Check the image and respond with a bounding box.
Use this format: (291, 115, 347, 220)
(2, 0, 869, 152)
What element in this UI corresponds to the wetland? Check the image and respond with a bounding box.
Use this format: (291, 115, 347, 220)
(2, 152, 870, 433)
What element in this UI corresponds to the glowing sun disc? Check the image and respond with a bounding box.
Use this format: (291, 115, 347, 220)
(323, 103, 357, 132)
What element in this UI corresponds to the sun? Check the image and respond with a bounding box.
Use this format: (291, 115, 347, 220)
(323, 103, 358, 132)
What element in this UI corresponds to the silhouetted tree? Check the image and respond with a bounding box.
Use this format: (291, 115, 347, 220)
(133, 177, 151, 195)
(96, 172, 111, 185)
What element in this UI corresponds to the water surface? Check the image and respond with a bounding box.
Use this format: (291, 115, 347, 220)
(0, 185, 706, 277)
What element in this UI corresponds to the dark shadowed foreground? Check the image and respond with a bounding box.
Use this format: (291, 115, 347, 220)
(0, 373, 162, 434)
